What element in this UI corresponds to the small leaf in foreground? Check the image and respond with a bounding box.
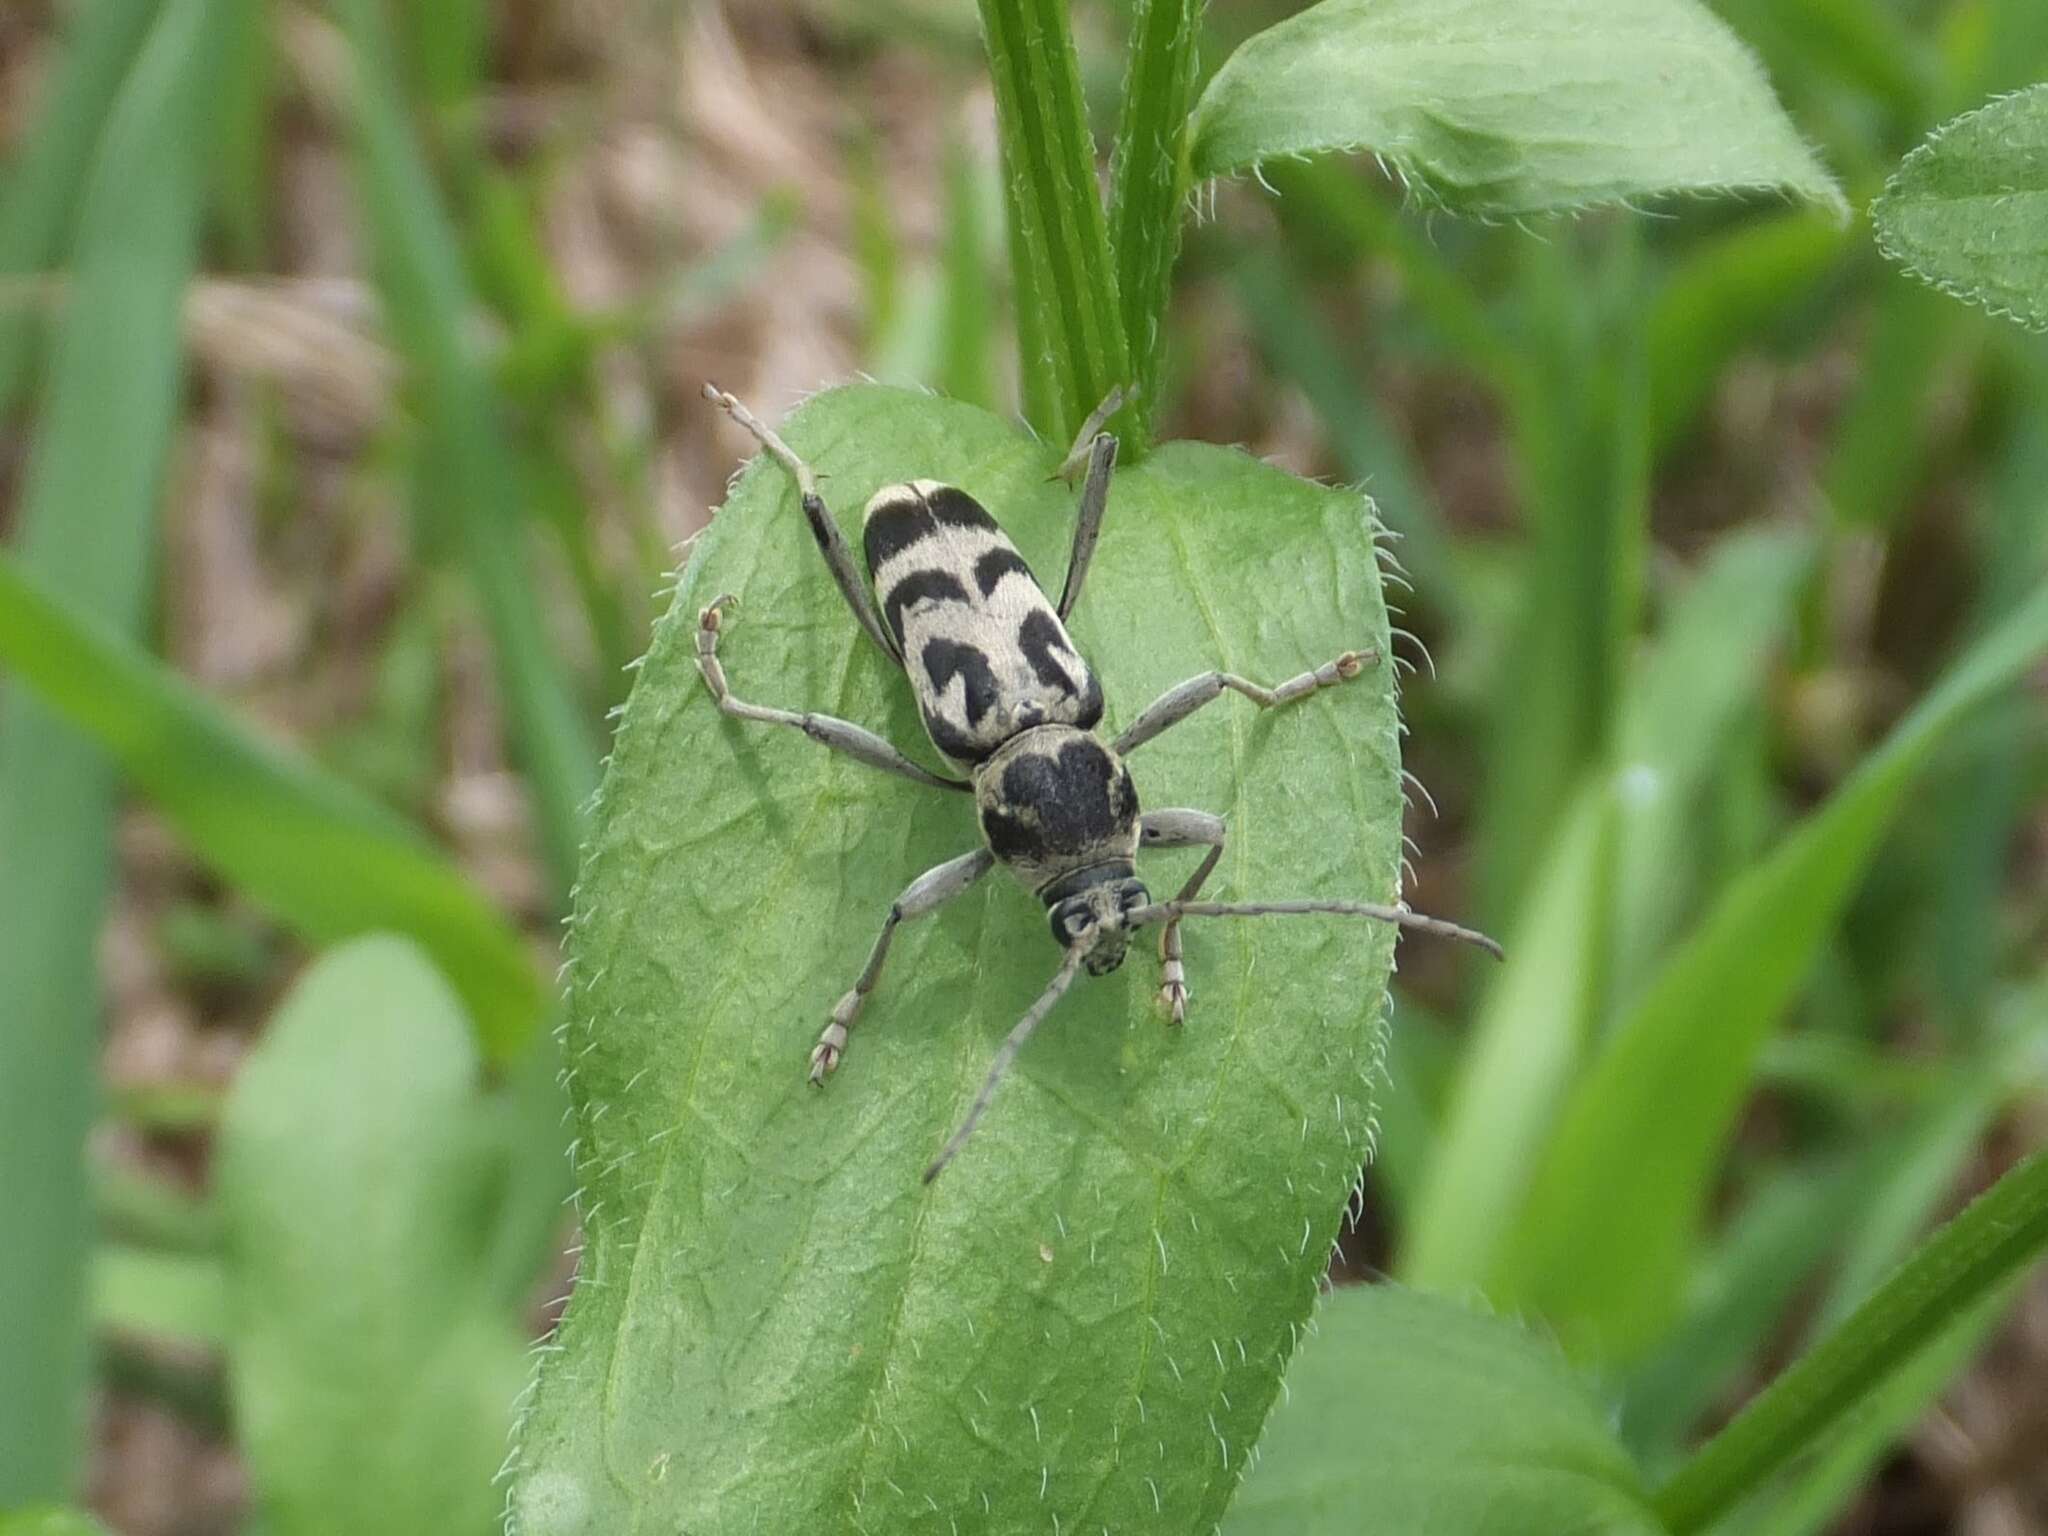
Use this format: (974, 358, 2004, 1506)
(512, 385, 1411, 1533)
(1188, 0, 1845, 217)
(1224, 1284, 1664, 1535)
(1873, 83, 2048, 330)
(218, 936, 528, 1536)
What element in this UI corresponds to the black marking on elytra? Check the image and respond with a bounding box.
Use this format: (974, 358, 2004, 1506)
(922, 707, 983, 764)
(921, 636, 999, 735)
(862, 485, 1000, 578)
(1075, 671, 1105, 729)
(974, 545, 1038, 599)
(1018, 610, 1077, 693)
(1017, 609, 1106, 731)
(862, 495, 935, 574)
(996, 739, 1132, 859)
(925, 486, 998, 533)
(883, 569, 971, 645)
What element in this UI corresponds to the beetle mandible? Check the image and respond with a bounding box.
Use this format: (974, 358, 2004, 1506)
(696, 384, 1500, 1181)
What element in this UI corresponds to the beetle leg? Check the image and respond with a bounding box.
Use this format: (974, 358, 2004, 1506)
(695, 597, 966, 792)
(1139, 808, 1227, 1024)
(703, 383, 903, 665)
(813, 848, 996, 1083)
(1112, 649, 1379, 757)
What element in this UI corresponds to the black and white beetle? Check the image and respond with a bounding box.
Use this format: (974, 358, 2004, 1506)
(697, 384, 1501, 1182)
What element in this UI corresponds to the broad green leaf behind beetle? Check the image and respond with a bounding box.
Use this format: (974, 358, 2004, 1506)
(511, 385, 1412, 1533)
(1189, 0, 1846, 217)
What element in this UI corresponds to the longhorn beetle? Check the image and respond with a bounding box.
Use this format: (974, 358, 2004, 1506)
(697, 384, 1501, 1182)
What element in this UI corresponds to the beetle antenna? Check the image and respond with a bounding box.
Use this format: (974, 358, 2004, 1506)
(924, 947, 1089, 1183)
(1126, 899, 1503, 961)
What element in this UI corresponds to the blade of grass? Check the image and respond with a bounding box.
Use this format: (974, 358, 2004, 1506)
(1107, 0, 1200, 445)
(1369, 994, 1457, 1225)
(1811, 991, 2048, 1338)
(1482, 225, 1650, 922)
(0, 0, 158, 416)
(1732, 1284, 2016, 1536)
(1619, 1154, 1867, 1464)
(1232, 243, 1459, 610)
(1611, 527, 1817, 1010)
(0, 1510, 114, 1536)
(96, 1164, 222, 1255)
(0, 550, 545, 1060)
(93, 1247, 228, 1350)
(1820, 279, 1962, 532)
(210, 0, 271, 266)
(1646, 211, 1847, 455)
(0, 0, 226, 1500)
(1400, 780, 1611, 1291)
(1654, 1142, 2048, 1534)
(851, 135, 903, 360)
(1262, 160, 1520, 393)
(1493, 574, 2048, 1361)
(977, 0, 1131, 445)
(938, 136, 997, 411)
(1930, 359, 2048, 1031)
(335, 0, 599, 898)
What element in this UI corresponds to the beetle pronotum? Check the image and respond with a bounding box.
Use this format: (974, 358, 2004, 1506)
(697, 384, 1500, 1181)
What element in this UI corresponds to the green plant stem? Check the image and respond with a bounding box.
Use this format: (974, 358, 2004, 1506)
(1653, 1144, 2048, 1533)
(1109, 0, 1201, 446)
(977, 0, 1129, 446)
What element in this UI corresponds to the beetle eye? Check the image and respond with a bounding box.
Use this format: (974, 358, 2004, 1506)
(1048, 902, 1090, 946)
(1118, 882, 1149, 913)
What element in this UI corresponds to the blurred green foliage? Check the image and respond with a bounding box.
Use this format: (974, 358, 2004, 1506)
(2, 0, 2045, 1532)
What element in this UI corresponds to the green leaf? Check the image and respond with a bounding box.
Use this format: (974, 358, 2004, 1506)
(978, 0, 1132, 445)
(1223, 1285, 1664, 1535)
(1874, 84, 2048, 331)
(219, 937, 529, 1536)
(0, 551, 544, 1062)
(0, 0, 229, 1500)
(1492, 574, 2048, 1361)
(511, 385, 1412, 1532)
(1188, 0, 1846, 216)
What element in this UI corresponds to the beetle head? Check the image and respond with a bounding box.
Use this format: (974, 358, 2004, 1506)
(1046, 875, 1151, 975)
